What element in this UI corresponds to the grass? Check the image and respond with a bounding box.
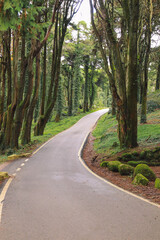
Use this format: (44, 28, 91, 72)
(0, 108, 101, 165)
(92, 109, 160, 156)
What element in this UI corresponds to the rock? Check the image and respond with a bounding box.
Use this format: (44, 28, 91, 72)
(134, 164, 156, 181)
(118, 164, 134, 176)
(132, 174, 149, 186)
(0, 172, 9, 181)
(155, 178, 160, 189)
(108, 161, 121, 172)
(8, 154, 19, 161)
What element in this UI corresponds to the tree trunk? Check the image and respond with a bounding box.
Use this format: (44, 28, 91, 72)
(126, 0, 139, 148)
(21, 47, 41, 145)
(83, 55, 90, 112)
(155, 57, 160, 90)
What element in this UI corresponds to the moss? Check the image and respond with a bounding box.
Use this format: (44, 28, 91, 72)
(145, 150, 153, 160)
(19, 153, 30, 158)
(0, 172, 9, 181)
(118, 164, 134, 176)
(132, 173, 149, 186)
(132, 151, 139, 157)
(120, 153, 135, 162)
(134, 164, 156, 181)
(8, 154, 19, 161)
(100, 161, 108, 167)
(107, 161, 121, 172)
(155, 178, 160, 189)
(128, 160, 148, 167)
(139, 151, 146, 159)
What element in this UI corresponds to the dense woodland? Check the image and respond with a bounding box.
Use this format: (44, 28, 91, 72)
(0, 0, 160, 151)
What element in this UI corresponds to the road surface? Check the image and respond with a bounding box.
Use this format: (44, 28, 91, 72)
(0, 109, 160, 240)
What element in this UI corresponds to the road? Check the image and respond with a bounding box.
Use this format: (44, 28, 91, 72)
(0, 109, 160, 240)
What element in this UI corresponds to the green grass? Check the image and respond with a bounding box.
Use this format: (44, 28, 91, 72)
(92, 109, 160, 156)
(92, 113, 119, 155)
(0, 109, 101, 164)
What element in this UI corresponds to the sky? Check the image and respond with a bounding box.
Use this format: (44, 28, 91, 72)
(72, 0, 91, 27)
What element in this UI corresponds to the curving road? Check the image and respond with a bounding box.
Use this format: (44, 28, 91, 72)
(0, 109, 160, 240)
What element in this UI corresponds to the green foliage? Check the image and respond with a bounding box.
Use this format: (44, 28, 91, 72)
(107, 161, 121, 172)
(119, 153, 135, 162)
(92, 113, 119, 154)
(100, 161, 108, 167)
(155, 178, 160, 189)
(134, 164, 156, 181)
(132, 174, 149, 186)
(128, 161, 148, 167)
(118, 164, 134, 176)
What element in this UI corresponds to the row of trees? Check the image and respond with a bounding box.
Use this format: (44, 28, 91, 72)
(0, 0, 108, 151)
(0, 0, 83, 150)
(0, 0, 159, 151)
(89, 0, 160, 148)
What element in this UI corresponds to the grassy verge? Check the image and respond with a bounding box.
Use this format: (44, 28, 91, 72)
(93, 109, 160, 156)
(0, 109, 101, 165)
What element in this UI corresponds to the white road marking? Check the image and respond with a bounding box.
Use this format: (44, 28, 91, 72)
(16, 168, 21, 172)
(21, 163, 25, 167)
(0, 178, 13, 223)
(78, 132, 160, 209)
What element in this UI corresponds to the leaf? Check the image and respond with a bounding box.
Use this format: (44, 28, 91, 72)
(3, 1, 12, 11)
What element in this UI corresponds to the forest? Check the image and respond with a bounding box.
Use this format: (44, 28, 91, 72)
(0, 0, 160, 152)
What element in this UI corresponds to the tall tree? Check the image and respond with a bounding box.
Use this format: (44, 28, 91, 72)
(90, 0, 140, 148)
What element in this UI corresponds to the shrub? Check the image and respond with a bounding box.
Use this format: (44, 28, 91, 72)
(128, 161, 148, 167)
(155, 178, 160, 189)
(100, 161, 108, 167)
(132, 174, 149, 186)
(118, 164, 134, 176)
(108, 161, 121, 172)
(132, 151, 139, 157)
(121, 153, 133, 162)
(139, 151, 146, 159)
(147, 100, 160, 113)
(134, 164, 156, 181)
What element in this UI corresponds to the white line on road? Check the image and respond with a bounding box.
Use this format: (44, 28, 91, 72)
(0, 178, 13, 223)
(16, 168, 21, 172)
(78, 132, 160, 209)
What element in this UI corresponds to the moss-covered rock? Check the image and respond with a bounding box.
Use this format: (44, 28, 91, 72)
(134, 164, 156, 181)
(7, 153, 30, 161)
(19, 153, 30, 158)
(8, 154, 19, 161)
(132, 173, 149, 186)
(118, 164, 134, 176)
(108, 161, 121, 172)
(100, 161, 108, 167)
(128, 160, 148, 167)
(0, 172, 9, 181)
(155, 178, 160, 189)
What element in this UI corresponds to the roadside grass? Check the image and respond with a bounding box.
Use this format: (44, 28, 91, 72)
(93, 109, 160, 156)
(0, 108, 101, 165)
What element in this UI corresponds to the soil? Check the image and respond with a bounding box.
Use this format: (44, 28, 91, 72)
(82, 133, 160, 205)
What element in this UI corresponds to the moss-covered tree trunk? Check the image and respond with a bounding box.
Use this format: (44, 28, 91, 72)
(21, 45, 41, 145)
(155, 57, 160, 90)
(83, 55, 90, 112)
(126, 0, 139, 148)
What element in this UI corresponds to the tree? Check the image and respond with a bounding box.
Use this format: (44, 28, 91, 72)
(90, 0, 140, 148)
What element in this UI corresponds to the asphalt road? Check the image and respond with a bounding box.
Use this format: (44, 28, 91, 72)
(0, 109, 160, 240)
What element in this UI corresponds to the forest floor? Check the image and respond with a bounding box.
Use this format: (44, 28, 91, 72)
(83, 102, 160, 205)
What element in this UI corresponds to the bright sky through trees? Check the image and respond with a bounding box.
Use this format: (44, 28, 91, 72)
(72, 0, 91, 26)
